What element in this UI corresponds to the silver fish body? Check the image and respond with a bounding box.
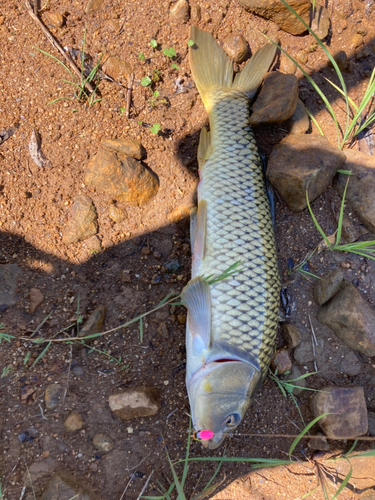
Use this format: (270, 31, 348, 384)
(182, 27, 280, 449)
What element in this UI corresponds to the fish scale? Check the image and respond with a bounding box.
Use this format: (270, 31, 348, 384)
(195, 90, 280, 375)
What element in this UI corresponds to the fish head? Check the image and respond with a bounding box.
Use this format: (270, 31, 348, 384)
(188, 360, 262, 449)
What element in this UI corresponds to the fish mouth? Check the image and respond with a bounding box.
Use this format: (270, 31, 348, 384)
(200, 431, 226, 449)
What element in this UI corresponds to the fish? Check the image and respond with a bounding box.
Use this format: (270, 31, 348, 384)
(181, 26, 280, 449)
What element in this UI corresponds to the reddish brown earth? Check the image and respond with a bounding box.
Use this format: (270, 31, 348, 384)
(1, 1, 375, 499)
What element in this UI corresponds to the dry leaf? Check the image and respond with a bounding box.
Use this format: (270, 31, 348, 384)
(29, 129, 51, 168)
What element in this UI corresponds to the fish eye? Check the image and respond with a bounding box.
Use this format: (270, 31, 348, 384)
(223, 413, 241, 428)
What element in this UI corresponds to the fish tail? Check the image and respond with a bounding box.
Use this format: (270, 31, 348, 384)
(189, 26, 277, 112)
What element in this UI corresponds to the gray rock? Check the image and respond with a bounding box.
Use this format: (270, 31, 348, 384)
(310, 386, 368, 438)
(62, 195, 98, 245)
(368, 412, 375, 436)
(237, 0, 311, 35)
(85, 143, 159, 206)
(289, 99, 310, 135)
(340, 351, 361, 376)
(250, 72, 299, 125)
(282, 323, 302, 348)
(44, 383, 64, 411)
(40, 472, 95, 500)
(313, 269, 343, 305)
(78, 306, 106, 343)
(334, 150, 375, 232)
(310, 4, 330, 40)
(108, 387, 160, 421)
(338, 215, 361, 243)
(293, 339, 324, 365)
(72, 366, 84, 376)
(29, 287, 44, 313)
(64, 413, 83, 432)
(317, 281, 375, 357)
(170, 0, 190, 22)
(267, 134, 346, 212)
(0, 263, 21, 307)
(281, 365, 306, 396)
(308, 432, 329, 451)
(25, 457, 56, 483)
(93, 433, 114, 452)
(271, 348, 292, 374)
(223, 33, 248, 63)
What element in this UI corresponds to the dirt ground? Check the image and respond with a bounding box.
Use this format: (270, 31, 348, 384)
(1, 0, 375, 499)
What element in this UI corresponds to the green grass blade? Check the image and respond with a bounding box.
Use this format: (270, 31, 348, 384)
(278, 0, 349, 145)
(324, 77, 358, 112)
(305, 107, 324, 135)
(192, 460, 223, 500)
(32, 341, 52, 367)
(165, 448, 186, 500)
(35, 46, 76, 80)
(335, 176, 350, 247)
(289, 413, 331, 458)
(334, 248, 375, 260)
(306, 191, 331, 248)
(331, 458, 353, 500)
(0, 333, 15, 343)
(139, 317, 143, 343)
(31, 311, 53, 337)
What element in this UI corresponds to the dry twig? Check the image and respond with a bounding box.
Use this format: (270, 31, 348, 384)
(126, 73, 135, 119)
(24, 0, 95, 94)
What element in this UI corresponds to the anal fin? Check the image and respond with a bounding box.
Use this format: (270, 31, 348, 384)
(197, 127, 211, 169)
(181, 276, 211, 349)
(190, 207, 198, 253)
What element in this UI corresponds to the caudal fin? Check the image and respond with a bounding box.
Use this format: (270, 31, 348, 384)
(189, 26, 277, 110)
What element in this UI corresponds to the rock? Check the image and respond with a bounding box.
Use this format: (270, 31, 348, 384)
(108, 387, 160, 420)
(310, 386, 368, 438)
(44, 12, 64, 28)
(317, 281, 375, 357)
(78, 306, 106, 342)
(169, 0, 190, 22)
(237, 0, 311, 35)
(307, 432, 329, 451)
(313, 269, 343, 305)
(84, 235, 101, 252)
(85, 0, 105, 14)
(62, 195, 98, 245)
(44, 384, 64, 411)
(281, 365, 306, 396)
(29, 287, 44, 313)
(39, 472, 95, 500)
(330, 50, 347, 71)
(72, 366, 84, 376)
(351, 34, 363, 49)
(101, 138, 145, 160)
(108, 204, 127, 223)
(271, 348, 292, 374)
(223, 33, 248, 63)
(289, 99, 310, 135)
(250, 72, 299, 125)
(168, 205, 191, 223)
(340, 351, 361, 376)
(280, 54, 297, 74)
(339, 215, 361, 243)
(368, 412, 375, 436)
(85, 143, 159, 205)
(334, 150, 375, 232)
(191, 4, 201, 22)
(293, 339, 324, 365)
(93, 433, 114, 452)
(282, 323, 301, 348)
(102, 56, 132, 81)
(296, 49, 308, 64)
(0, 263, 21, 307)
(267, 134, 346, 212)
(64, 413, 83, 432)
(310, 4, 330, 40)
(25, 458, 56, 483)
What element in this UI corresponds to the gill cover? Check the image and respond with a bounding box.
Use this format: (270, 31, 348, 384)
(188, 360, 262, 449)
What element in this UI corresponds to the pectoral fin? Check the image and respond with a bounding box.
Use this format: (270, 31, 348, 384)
(181, 276, 211, 349)
(197, 127, 212, 169)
